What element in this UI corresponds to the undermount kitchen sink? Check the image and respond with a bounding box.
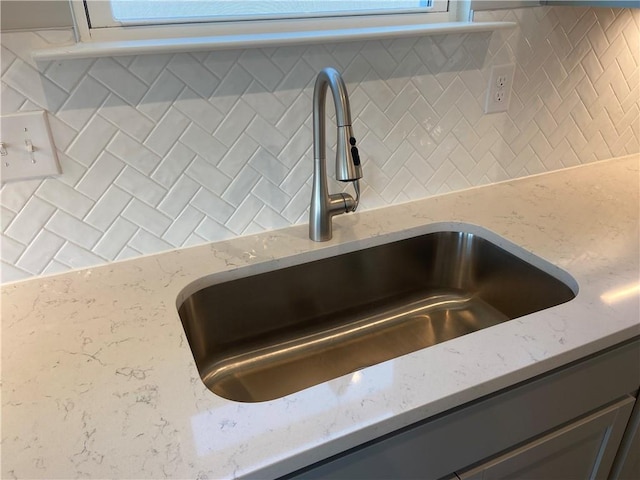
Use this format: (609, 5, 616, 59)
(177, 230, 577, 403)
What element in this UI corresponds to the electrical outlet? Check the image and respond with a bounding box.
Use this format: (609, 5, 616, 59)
(1, 111, 61, 183)
(485, 64, 515, 114)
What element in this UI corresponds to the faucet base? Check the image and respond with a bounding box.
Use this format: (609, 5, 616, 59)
(309, 193, 353, 242)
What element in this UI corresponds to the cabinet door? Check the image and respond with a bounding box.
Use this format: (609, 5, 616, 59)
(457, 396, 635, 480)
(610, 394, 640, 480)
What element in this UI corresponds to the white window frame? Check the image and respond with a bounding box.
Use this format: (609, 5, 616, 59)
(71, 0, 457, 43)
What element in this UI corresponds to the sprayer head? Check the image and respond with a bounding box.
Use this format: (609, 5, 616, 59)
(336, 125, 363, 182)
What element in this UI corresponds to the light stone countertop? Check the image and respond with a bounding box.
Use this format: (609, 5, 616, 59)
(2, 155, 639, 479)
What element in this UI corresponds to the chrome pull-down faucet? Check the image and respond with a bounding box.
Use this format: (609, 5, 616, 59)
(309, 67, 363, 242)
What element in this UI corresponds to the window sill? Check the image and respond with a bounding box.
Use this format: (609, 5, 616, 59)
(31, 21, 516, 61)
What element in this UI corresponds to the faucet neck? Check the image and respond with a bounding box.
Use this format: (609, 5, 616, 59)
(312, 68, 352, 162)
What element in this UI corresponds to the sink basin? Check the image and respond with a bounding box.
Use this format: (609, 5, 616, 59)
(178, 230, 576, 402)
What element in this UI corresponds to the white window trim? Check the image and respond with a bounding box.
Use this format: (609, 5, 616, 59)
(86, 1, 452, 29)
(76, 0, 453, 42)
(31, 0, 519, 60)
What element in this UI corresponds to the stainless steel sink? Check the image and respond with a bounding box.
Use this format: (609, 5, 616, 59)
(177, 230, 576, 403)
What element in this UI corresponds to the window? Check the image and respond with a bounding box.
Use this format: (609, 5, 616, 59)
(100, 1, 445, 25)
(74, 0, 453, 44)
(31, 1, 517, 60)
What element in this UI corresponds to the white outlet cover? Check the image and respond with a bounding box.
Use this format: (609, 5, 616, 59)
(485, 64, 515, 114)
(0, 110, 61, 183)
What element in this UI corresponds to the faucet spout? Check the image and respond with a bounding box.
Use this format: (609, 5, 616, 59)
(309, 67, 363, 242)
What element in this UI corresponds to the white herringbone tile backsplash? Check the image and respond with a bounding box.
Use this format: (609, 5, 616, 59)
(1, 6, 639, 282)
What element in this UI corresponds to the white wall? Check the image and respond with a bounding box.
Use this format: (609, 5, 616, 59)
(1, 6, 638, 282)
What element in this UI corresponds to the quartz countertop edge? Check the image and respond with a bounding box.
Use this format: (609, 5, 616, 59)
(2, 155, 639, 479)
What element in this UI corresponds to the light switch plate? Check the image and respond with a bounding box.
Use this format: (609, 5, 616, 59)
(1, 110, 61, 183)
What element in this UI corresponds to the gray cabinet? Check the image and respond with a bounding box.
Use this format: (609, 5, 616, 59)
(281, 338, 639, 480)
(457, 396, 635, 480)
